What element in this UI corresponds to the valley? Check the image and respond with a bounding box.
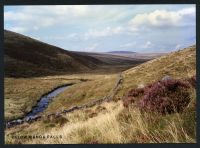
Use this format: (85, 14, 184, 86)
(4, 30, 196, 144)
(5, 30, 148, 77)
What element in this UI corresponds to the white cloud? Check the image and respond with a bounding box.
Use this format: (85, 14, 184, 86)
(4, 6, 131, 34)
(4, 11, 32, 21)
(129, 7, 195, 29)
(4, 6, 90, 33)
(84, 26, 123, 39)
(142, 41, 153, 48)
(82, 7, 195, 40)
(6, 26, 27, 33)
(4, 5, 196, 53)
(178, 7, 195, 16)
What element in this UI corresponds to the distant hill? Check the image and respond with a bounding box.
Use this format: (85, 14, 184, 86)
(4, 30, 104, 77)
(106, 50, 166, 60)
(74, 51, 146, 65)
(107, 51, 137, 54)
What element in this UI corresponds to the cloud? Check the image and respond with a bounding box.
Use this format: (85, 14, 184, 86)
(5, 11, 31, 21)
(4, 6, 91, 33)
(142, 41, 154, 48)
(4, 5, 196, 53)
(82, 7, 195, 40)
(178, 7, 195, 16)
(6, 26, 27, 33)
(129, 7, 195, 29)
(84, 26, 123, 39)
(4, 5, 131, 34)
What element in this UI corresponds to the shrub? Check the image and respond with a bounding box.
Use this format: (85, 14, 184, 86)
(123, 77, 195, 115)
(128, 88, 145, 97)
(139, 79, 191, 114)
(122, 88, 144, 107)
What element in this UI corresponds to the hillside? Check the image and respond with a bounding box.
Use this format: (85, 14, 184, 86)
(73, 51, 145, 65)
(107, 51, 137, 54)
(106, 51, 166, 60)
(4, 30, 106, 77)
(117, 45, 196, 97)
(43, 45, 196, 115)
(5, 45, 196, 144)
(5, 30, 149, 77)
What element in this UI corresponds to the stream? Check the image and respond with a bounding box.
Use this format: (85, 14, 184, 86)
(6, 83, 74, 128)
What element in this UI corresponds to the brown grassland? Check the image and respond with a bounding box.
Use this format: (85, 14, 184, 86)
(5, 45, 196, 144)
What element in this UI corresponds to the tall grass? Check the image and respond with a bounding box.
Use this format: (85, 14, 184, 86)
(10, 95, 195, 144)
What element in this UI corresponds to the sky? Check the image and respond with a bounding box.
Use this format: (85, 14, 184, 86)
(4, 5, 196, 53)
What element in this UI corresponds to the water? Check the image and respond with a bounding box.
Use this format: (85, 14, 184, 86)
(26, 86, 69, 118)
(7, 84, 73, 127)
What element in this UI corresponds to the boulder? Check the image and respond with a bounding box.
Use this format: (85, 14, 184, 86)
(137, 84, 145, 88)
(161, 75, 173, 81)
(16, 119, 23, 124)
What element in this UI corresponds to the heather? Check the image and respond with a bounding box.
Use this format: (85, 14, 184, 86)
(5, 46, 196, 144)
(123, 76, 196, 115)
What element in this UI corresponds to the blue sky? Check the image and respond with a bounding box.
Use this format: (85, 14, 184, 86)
(4, 5, 196, 53)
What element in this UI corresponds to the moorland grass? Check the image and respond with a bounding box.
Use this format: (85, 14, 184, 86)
(5, 45, 196, 144)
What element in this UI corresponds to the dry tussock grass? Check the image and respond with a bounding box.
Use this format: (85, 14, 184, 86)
(4, 77, 79, 121)
(5, 46, 196, 144)
(7, 96, 195, 144)
(117, 45, 196, 98)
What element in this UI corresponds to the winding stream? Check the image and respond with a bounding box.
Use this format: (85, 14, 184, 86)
(6, 73, 123, 128)
(6, 83, 74, 128)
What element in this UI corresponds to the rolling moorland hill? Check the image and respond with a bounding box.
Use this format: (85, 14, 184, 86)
(44, 45, 196, 143)
(74, 51, 147, 65)
(106, 51, 166, 60)
(107, 51, 137, 54)
(44, 45, 196, 116)
(4, 30, 104, 77)
(4, 30, 148, 77)
(5, 45, 196, 144)
(117, 45, 196, 97)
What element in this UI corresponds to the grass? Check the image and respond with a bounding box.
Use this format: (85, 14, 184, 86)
(5, 101, 124, 144)
(43, 74, 117, 115)
(5, 30, 146, 77)
(4, 73, 117, 121)
(5, 30, 104, 77)
(4, 76, 81, 121)
(5, 91, 195, 144)
(5, 45, 196, 144)
(116, 45, 196, 99)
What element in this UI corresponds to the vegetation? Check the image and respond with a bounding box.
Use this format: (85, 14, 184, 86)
(116, 45, 196, 99)
(4, 45, 196, 144)
(123, 76, 195, 114)
(5, 74, 117, 121)
(4, 76, 80, 121)
(43, 74, 117, 115)
(4, 30, 146, 77)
